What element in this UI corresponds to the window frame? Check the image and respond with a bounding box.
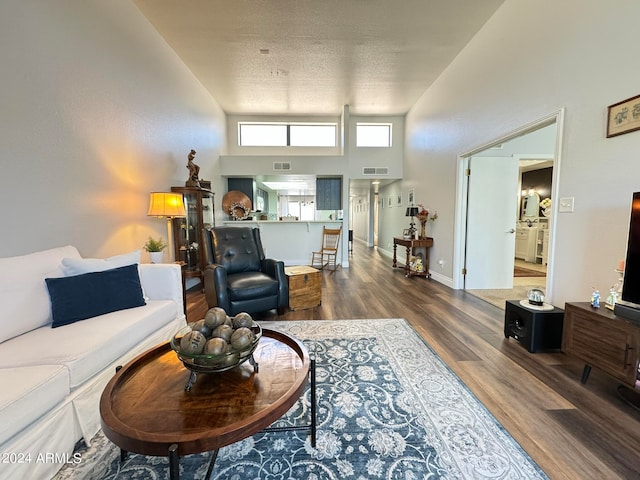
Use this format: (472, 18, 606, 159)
(356, 123, 393, 147)
(238, 122, 337, 147)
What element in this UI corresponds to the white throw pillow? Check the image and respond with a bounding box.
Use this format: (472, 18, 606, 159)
(61, 250, 142, 276)
(0, 245, 81, 344)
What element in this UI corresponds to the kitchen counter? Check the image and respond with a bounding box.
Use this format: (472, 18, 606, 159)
(222, 220, 345, 266)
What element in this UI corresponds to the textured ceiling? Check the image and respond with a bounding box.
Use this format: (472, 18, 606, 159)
(133, 0, 505, 115)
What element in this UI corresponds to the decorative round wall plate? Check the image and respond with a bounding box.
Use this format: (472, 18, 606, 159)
(222, 190, 252, 220)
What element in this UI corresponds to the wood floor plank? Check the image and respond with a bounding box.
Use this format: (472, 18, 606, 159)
(186, 242, 640, 480)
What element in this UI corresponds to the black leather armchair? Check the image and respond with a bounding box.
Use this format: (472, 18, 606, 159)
(203, 227, 288, 316)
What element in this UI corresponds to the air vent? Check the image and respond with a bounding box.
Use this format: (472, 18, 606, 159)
(273, 162, 292, 171)
(363, 167, 389, 176)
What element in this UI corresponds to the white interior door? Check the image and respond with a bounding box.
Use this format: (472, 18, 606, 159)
(464, 156, 519, 289)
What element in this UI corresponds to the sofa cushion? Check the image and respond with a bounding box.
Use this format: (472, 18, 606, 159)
(0, 365, 69, 444)
(0, 300, 178, 389)
(46, 264, 146, 328)
(0, 245, 80, 344)
(60, 250, 141, 276)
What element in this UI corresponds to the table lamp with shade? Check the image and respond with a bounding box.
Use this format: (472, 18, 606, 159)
(147, 192, 187, 262)
(405, 206, 418, 239)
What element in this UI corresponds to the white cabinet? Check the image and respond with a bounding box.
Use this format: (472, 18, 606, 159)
(515, 226, 538, 262)
(536, 227, 550, 265)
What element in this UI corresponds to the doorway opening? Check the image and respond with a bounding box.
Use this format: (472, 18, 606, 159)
(454, 110, 564, 308)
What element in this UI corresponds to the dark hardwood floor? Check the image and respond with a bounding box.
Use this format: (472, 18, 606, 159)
(186, 242, 640, 480)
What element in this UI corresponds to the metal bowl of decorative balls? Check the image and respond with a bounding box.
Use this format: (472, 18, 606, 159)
(170, 308, 261, 390)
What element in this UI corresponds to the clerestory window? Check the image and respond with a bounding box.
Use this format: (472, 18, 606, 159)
(356, 123, 392, 147)
(238, 122, 337, 147)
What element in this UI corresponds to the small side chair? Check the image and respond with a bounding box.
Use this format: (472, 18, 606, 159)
(311, 226, 342, 272)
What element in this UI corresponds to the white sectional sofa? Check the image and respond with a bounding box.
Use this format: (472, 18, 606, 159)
(0, 245, 187, 480)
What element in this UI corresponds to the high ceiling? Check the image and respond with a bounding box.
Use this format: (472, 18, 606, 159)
(133, 0, 505, 116)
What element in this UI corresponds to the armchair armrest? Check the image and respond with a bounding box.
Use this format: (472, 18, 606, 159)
(204, 263, 231, 312)
(262, 258, 289, 309)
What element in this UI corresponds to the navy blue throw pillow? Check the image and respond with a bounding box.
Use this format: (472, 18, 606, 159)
(46, 264, 146, 328)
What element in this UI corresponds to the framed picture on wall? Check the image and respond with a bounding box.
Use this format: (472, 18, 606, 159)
(607, 94, 640, 137)
(396, 194, 402, 207)
(408, 189, 415, 205)
(387, 195, 393, 208)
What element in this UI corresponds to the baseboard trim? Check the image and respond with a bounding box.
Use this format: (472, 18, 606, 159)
(429, 270, 454, 288)
(377, 246, 454, 288)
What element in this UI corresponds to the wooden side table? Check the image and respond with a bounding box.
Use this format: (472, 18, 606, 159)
(392, 237, 433, 277)
(285, 266, 321, 310)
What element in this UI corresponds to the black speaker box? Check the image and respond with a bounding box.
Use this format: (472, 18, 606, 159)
(504, 300, 564, 353)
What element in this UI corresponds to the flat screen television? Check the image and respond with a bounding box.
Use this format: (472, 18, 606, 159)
(615, 192, 640, 320)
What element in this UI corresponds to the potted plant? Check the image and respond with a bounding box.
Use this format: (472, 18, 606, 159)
(144, 236, 167, 264)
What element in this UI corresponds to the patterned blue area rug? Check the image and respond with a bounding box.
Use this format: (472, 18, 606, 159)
(55, 319, 548, 480)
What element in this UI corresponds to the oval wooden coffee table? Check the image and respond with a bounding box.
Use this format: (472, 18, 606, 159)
(100, 329, 314, 480)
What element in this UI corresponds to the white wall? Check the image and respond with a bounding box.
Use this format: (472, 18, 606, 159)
(348, 115, 405, 180)
(404, 0, 640, 304)
(0, 0, 226, 259)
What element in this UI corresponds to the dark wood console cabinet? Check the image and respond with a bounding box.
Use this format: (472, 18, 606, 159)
(562, 302, 640, 387)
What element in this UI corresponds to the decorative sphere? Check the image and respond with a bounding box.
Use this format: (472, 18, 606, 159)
(230, 327, 255, 350)
(211, 324, 233, 342)
(223, 351, 240, 366)
(179, 330, 206, 355)
(233, 312, 254, 328)
(191, 319, 212, 338)
(204, 307, 227, 329)
(204, 337, 229, 356)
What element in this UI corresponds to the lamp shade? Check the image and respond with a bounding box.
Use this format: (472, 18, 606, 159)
(406, 206, 419, 217)
(147, 192, 186, 217)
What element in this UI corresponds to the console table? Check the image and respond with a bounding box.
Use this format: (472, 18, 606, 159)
(562, 302, 640, 387)
(392, 237, 433, 277)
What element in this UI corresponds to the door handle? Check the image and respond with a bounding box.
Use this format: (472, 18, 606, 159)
(507, 228, 516, 234)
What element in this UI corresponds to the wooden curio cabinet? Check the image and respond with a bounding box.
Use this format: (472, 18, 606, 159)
(171, 186, 215, 283)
